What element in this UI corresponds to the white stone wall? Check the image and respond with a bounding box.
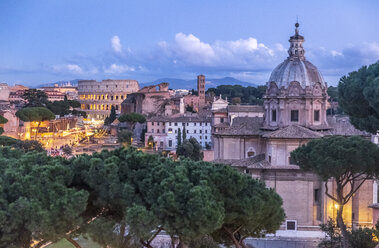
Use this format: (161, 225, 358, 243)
(146, 120, 211, 150)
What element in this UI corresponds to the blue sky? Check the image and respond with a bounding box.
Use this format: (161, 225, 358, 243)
(0, 0, 378, 87)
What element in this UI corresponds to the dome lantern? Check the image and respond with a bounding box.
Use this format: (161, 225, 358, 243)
(268, 23, 325, 89)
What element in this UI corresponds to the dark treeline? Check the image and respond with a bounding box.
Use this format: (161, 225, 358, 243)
(0, 147, 284, 248)
(206, 85, 267, 105)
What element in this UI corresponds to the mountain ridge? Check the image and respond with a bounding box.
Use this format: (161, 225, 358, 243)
(40, 77, 259, 89)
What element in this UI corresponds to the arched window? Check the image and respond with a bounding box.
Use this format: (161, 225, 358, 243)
(246, 147, 256, 158)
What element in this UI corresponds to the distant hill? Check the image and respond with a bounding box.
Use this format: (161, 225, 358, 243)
(142, 77, 258, 89)
(38, 79, 81, 87)
(37, 77, 258, 89)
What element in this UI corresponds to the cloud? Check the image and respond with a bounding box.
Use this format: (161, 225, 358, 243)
(52, 64, 99, 75)
(44, 34, 379, 86)
(104, 63, 135, 74)
(53, 64, 83, 74)
(111, 35, 122, 53)
(160, 33, 286, 70)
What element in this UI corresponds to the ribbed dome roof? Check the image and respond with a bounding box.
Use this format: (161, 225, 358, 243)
(269, 58, 325, 88)
(268, 23, 325, 89)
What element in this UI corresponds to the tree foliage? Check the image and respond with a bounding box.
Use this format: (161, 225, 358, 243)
(0, 148, 88, 248)
(67, 148, 284, 247)
(16, 107, 55, 122)
(319, 218, 379, 248)
(0, 116, 8, 135)
(118, 129, 133, 145)
(0, 136, 44, 152)
(176, 137, 203, 161)
(22, 89, 48, 107)
(206, 85, 267, 105)
(291, 136, 379, 248)
(0, 145, 284, 248)
(46, 99, 83, 117)
(338, 61, 379, 133)
(118, 113, 146, 129)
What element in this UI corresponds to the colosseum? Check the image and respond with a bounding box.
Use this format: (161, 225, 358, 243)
(78, 79, 140, 120)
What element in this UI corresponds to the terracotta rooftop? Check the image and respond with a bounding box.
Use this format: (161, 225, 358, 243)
(324, 115, 370, 137)
(227, 105, 264, 113)
(214, 117, 265, 136)
(262, 125, 324, 139)
(214, 154, 300, 170)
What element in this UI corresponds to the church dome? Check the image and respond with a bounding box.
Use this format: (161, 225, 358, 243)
(268, 23, 325, 89)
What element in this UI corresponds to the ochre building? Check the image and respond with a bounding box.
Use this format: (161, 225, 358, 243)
(213, 23, 374, 237)
(78, 79, 139, 120)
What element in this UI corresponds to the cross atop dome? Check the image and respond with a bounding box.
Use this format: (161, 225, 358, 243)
(288, 23, 305, 59)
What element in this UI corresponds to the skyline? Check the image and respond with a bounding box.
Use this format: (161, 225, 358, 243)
(0, 0, 379, 87)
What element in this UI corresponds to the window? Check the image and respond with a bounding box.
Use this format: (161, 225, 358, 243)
(205, 123, 208, 126)
(268, 155, 272, 163)
(286, 220, 297, 231)
(205, 130, 208, 133)
(247, 151, 255, 157)
(314, 189, 320, 203)
(272, 109, 277, 122)
(160, 141, 163, 147)
(200, 136, 202, 139)
(244, 169, 250, 174)
(175, 130, 177, 134)
(205, 136, 208, 139)
(314, 110, 320, 122)
(182, 123, 185, 126)
(116, 96, 119, 100)
(152, 122, 154, 126)
(169, 122, 172, 126)
(151, 129, 154, 133)
(187, 130, 189, 134)
(157, 129, 160, 133)
(168, 128, 173, 133)
(194, 123, 197, 126)
(162, 129, 165, 133)
(168, 140, 172, 147)
(200, 130, 202, 133)
(111, 96, 114, 101)
(290, 110, 299, 122)
(174, 123, 178, 126)
(187, 123, 189, 126)
(220, 118, 224, 123)
(194, 130, 196, 134)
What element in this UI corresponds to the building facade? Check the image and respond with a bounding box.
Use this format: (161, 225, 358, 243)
(212, 23, 373, 236)
(145, 113, 212, 150)
(78, 79, 139, 120)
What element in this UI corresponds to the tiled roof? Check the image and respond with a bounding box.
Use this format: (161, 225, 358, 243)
(213, 122, 230, 128)
(263, 125, 324, 139)
(227, 105, 264, 113)
(324, 115, 370, 137)
(214, 117, 265, 136)
(214, 154, 300, 170)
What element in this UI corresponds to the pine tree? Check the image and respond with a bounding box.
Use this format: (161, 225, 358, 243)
(109, 106, 117, 123)
(177, 128, 182, 147)
(182, 126, 187, 141)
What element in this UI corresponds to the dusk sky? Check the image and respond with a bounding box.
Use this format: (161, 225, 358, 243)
(0, 0, 378, 87)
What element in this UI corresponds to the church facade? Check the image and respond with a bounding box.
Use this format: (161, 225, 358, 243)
(212, 24, 374, 236)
